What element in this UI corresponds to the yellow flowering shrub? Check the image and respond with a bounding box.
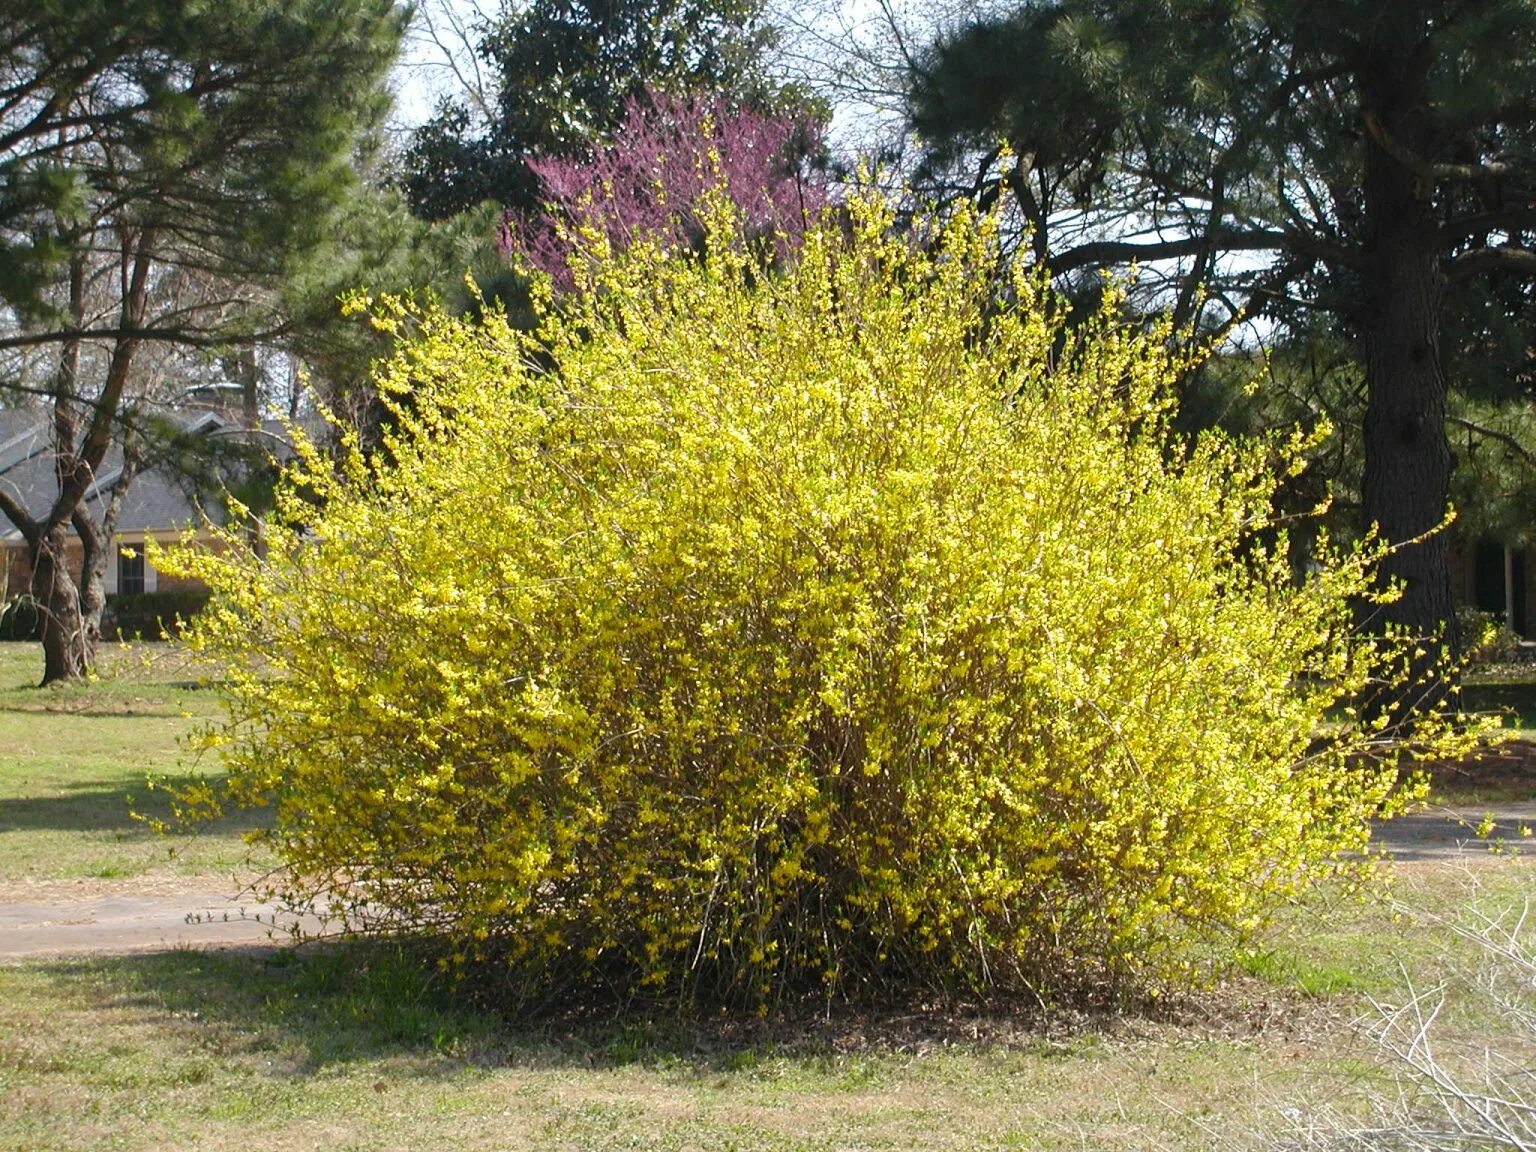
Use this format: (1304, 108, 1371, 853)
(166, 193, 1467, 1003)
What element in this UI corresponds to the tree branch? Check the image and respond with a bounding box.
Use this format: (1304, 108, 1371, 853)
(1363, 109, 1520, 187)
(47, 225, 156, 527)
(0, 319, 292, 354)
(1445, 245, 1536, 282)
(1047, 225, 1360, 276)
(1441, 207, 1536, 245)
(1450, 416, 1536, 470)
(0, 487, 39, 546)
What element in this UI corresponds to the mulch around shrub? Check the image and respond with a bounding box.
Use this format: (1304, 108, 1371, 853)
(1420, 738, 1536, 800)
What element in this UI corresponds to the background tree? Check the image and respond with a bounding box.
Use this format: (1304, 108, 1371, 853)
(401, 0, 805, 222)
(279, 186, 528, 435)
(907, 0, 1536, 703)
(0, 0, 406, 683)
(503, 89, 827, 285)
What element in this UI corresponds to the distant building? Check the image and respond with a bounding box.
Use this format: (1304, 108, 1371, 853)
(1450, 539, 1535, 637)
(0, 407, 286, 606)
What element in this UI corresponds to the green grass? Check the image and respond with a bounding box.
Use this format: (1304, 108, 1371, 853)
(6, 862, 1533, 1151)
(0, 641, 269, 889)
(1241, 864, 1536, 1004)
(0, 940, 1342, 1152)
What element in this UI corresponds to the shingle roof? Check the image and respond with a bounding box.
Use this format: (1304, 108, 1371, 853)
(0, 412, 52, 476)
(0, 407, 291, 544)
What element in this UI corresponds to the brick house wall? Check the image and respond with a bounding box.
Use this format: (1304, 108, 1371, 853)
(3, 534, 212, 600)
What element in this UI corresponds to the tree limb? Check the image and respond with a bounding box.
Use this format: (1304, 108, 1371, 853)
(0, 319, 293, 354)
(1445, 245, 1536, 282)
(1441, 207, 1536, 245)
(1363, 109, 1519, 187)
(1047, 225, 1360, 276)
(0, 487, 39, 546)
(1450, 416, 1536, 470)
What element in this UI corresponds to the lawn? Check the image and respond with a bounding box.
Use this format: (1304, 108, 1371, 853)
(3, 863, 1533, 1151)
(0, 642, 270, 896)
(0, 640, 1533, 1151)
(0, 943, 1333, 1151)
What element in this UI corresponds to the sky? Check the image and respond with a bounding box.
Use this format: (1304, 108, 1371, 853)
(383, 0, 939, 156)
(387, 0, 481, 130)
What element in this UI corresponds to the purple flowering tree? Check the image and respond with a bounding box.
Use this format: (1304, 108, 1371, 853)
(503, 91, 827, 286)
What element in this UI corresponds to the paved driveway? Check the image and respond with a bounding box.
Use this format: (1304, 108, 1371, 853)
(1371, 802, 1536, 862)
(0, 885, 329, 957)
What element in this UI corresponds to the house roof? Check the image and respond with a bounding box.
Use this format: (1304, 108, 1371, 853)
(0, 406, 294, 545)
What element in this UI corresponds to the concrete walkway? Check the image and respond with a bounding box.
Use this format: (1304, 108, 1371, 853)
(0, 885, 330, 958)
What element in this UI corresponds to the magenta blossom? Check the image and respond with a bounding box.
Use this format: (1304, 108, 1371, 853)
(502, 91, 827, 287)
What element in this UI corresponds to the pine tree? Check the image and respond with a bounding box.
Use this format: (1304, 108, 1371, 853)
(909, 0, 1536, 705)
(0, 0, 406, 683)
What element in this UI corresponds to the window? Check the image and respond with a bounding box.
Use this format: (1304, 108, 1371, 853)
(117, 546, 145, 596)
(1474, 542, 1527, 636)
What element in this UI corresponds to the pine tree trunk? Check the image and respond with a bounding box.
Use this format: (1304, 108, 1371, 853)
(1359, 33, 1457, 715)
(33, 526, 91, 685)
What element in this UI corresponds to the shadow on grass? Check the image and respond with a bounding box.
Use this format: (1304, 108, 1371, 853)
(0, 778, 267, 836)
(27, 942, 754, 1080)
(78, 944, 500, 1078)
(0, 705, 192, 718)
(0, 641, 223, 714)
(0, 682, 221, 717)
(19, 936, 1270, 1085)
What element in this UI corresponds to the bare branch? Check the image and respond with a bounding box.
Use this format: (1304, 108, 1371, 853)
(1449, 416, 1536, 470)
(1446, 244, 1536, 282)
